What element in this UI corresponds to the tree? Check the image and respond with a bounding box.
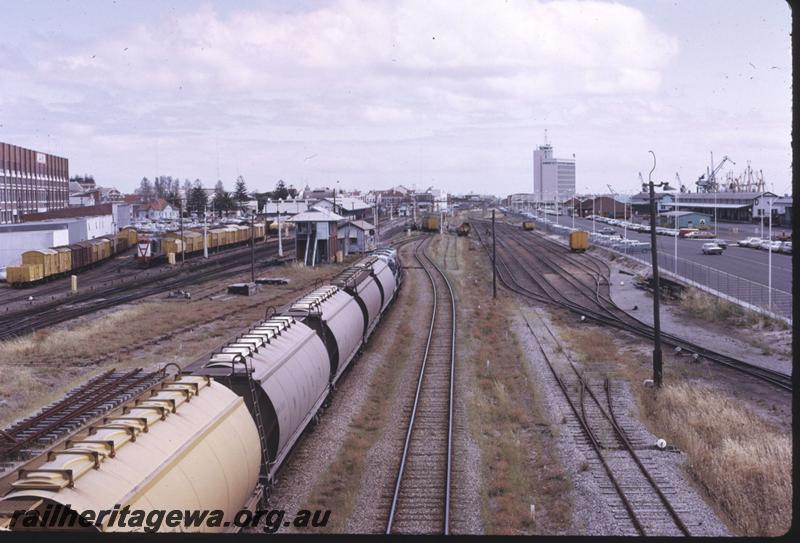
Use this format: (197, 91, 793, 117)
(188, 183, 208, 215)
(183, 179, 193, 206)
(273, 179, 289, 200)
(213, 190, 235, 216)
(137, 177, 154, 202)
(234, 176, 249, 206)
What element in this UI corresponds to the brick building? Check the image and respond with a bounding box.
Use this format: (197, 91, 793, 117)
(0, 142, 69, 224)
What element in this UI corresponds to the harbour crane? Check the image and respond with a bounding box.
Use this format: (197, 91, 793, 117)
(696, 152, 735, 192)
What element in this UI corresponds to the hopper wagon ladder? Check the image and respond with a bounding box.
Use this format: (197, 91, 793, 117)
(237, 354, 271, 506)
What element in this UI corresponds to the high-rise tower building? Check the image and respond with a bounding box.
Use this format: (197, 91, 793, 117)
(533, 142, 575, 203)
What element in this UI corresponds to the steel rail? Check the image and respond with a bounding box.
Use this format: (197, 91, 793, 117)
(472, 221, 791, 391)
(386, 235, 455, 535)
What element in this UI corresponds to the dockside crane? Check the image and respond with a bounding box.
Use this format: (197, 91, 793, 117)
(696, 152, 735, 192)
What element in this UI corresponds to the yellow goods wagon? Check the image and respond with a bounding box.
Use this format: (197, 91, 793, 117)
(421, 215, 440, 232)
(7, 264, 44, 285)
(22, 249, 60, 278)
(184, 231, 203, 252)
(522, 221, 536, 231)
(255, 223, 266, 240)
(208, 228, 227, 248)
(569, 230, 589, 252)
(120, 227, 138, 245)
(53, 247, 72, 273)
(162, 238, 183, 255)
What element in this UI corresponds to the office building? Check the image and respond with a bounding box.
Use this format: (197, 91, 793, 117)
(0, 142, 69, 224)
(533, 143, 575, 203)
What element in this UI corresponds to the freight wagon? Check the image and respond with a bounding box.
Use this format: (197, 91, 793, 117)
(569, 230, 589, 252)
(419, 214, 441, 232)
(5, 232, 133, 288)
(522, 221, 536, 231)
(134, 223, 268, 267)
(0, 249, 403, 532)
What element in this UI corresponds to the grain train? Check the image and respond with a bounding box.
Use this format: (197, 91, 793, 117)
(0, 248, 401, 533)
(5, 233, 133, 288)
(135, 224, 267, 267)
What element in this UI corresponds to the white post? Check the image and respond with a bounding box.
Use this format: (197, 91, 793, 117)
(592, 196, 596, 233)
(555, 192, 559, 225)
(203, 203, 208, 258)
(768, 197, 773, 310)
(571, 193, 575, 230)
(277, 199, 283, 257)
(622, 192, 627, 239)
(674, 190, 678, 274)
(714, 191, 718, 236)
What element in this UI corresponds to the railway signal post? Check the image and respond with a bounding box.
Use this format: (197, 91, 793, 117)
(643, 150, 674, 388)
(492, 209, 497, 299)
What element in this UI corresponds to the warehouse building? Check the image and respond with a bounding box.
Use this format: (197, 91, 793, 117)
(660, 191, 779, 223)
(657, 211, 712, 229)
(0, 142, 69, 224)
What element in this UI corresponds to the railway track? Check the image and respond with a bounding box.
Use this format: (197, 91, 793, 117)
(523, 310, 690, 536)
(0, 242, 294, 340)
(386, 236, 456, 535)
(473, 221, 791, 391)
(0, 368, 168, 465)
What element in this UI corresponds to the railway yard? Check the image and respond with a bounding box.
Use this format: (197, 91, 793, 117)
(0, 209, 792, 536)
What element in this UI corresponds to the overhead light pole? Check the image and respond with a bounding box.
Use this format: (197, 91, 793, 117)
(643, 150, 674, 388)
(768, 196, 773, 310)
(277, 198, 283, 257)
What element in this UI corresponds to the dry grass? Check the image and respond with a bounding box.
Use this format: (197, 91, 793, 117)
(679, 288, 788, 330)
(302, 292, 416, 532)
(0, 261, 343, 428)
(642, 383, 791, 536)
(557, 326, 620, 365)
(448, 234, 572, 534)
(0, 304, 157, 363)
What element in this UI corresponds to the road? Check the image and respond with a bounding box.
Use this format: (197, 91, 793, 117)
(546, 215, 792, 293)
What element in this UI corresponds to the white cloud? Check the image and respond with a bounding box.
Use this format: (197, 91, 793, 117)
(43, 0, 678, 105)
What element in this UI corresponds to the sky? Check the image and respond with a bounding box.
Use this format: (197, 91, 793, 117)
(0, 0, 792, 196)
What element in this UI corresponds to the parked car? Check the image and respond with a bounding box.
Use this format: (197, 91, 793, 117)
(745, 238, 766, 248)
(780, 241, 792, 254)
(701, 243, 724, 255)
(598, 227, 616, 235)
(762, 240, 783, 251)
(738, 237, 760, 247)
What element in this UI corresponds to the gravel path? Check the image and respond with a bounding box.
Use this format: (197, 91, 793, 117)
(606, 257, 792, 376)
(513, 306, 730, 536)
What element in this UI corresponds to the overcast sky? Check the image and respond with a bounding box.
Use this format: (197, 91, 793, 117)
(0, 0, 791, 196)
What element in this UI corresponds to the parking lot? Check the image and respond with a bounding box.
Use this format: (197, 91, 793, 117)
(516, 212, 792, 320)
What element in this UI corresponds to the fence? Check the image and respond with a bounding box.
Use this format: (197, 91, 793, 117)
(535, 219, 792, 323)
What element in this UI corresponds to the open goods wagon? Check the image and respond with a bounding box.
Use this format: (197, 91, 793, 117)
(5, 232, 133, 287)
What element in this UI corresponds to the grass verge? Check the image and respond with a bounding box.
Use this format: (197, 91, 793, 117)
(642, 383, 791, 536)
(450, 233, 572, 534)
